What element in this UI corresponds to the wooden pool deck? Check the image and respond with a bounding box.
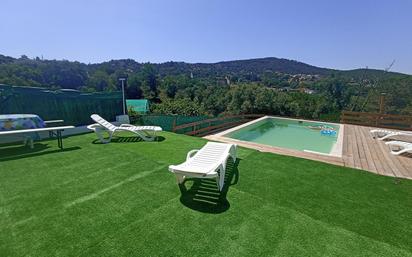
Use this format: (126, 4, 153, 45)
(205, 124, 412, 180)
(343, 125, 412, 179)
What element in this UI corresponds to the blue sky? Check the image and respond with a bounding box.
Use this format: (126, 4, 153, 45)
(1, 0, 411, 74)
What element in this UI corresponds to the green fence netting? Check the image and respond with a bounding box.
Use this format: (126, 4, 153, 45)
(0, 84, 123, 126)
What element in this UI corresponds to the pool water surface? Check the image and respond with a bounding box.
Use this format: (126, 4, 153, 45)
(225, 117, 341, 155)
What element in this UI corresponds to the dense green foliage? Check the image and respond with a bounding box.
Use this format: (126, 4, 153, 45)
(1, 132, 411, 256)
(1, 54, 412, 120)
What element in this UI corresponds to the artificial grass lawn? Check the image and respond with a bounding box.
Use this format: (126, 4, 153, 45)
(0, 132, 411, 257)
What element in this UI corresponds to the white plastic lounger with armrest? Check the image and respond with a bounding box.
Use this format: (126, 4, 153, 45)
(168, 142, 237, 191)
(87, 114, 162, 143)
(370, 129, 412, 141)
(385, 141, 412, 156)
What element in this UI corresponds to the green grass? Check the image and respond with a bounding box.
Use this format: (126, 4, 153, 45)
(0, 132, 411, 257)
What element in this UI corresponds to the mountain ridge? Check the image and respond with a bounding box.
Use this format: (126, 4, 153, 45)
(0, 54, 410, 90)
(1, 54, 409, 76)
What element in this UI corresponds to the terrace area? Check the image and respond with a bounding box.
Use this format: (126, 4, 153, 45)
(207, 123, 412, 180)
(1, 131, 411, 256)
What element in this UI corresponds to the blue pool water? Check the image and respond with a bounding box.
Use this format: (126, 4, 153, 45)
(226, 117, 340, 154)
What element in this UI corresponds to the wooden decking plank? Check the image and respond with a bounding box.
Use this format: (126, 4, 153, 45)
(348, 126, 362, 169)
(357, 126, 378, 172)
(392, 134, 412, 178)
(343, 125, 355, 168)
(358, 126, 384, 174)
(375, 137, 405, 177)
(385, 146, 411, 178)
(361, 126, 384, 173)
(341, 126, 349, 163)
(359, 126, 382, 174)
(366, 128, 397, 176)
(383, 144, 411, 178)
(396, 155, 412, 179)
(353, 126, 369, 170)
(346, 125, 358, 168)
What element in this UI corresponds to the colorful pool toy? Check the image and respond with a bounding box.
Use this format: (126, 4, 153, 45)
(321, 129, 337, 136)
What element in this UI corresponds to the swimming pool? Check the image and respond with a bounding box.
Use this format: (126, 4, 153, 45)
(222, 116, 343, 156)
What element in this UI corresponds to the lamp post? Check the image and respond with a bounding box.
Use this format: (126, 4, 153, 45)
(119, 77, 127, 115)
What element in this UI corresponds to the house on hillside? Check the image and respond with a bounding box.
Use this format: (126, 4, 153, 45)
(300, 88, 316, 94)
(276, 87, 316, 94)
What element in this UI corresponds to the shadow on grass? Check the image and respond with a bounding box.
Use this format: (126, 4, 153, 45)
(178, 158, 240, 214)
(92, 136, 165, 144)
(0, 144, 81, 162)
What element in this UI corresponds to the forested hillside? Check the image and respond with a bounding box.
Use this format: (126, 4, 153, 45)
(1, 54, 411, 120)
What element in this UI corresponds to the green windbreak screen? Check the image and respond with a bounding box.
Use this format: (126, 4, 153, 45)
(126, 99, 149, 113)
(0, 84, 123, 126)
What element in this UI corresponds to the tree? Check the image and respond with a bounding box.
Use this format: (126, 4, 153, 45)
(151, 99, 206, 116)
(126, 73, 143, 99)
(140, 64, 158, 101)
(87, 70, 111, 91)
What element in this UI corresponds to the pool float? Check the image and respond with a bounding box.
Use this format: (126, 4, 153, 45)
(308, 125, 334, 131)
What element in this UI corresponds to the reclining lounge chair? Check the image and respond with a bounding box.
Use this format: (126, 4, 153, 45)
(88, 114, 162, 143)
(370, 129, 412, 141)
(168, 142, 237, 191)
(385, 141, 412, 156)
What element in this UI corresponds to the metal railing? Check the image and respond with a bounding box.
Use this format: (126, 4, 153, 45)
(172, 114, 264, 136)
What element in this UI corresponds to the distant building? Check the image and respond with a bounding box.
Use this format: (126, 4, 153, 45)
(300, 88, 316, 94)
(278, 87, 294, 92)
(277, 87, 316, 94)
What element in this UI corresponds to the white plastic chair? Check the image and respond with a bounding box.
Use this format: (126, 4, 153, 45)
(169, 142, 237, 191)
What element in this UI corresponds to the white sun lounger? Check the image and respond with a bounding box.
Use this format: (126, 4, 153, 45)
(87, 114, 162, 143)
(385, 141, 412, 156)
(370, 129, 412, 141)
(168, 142, 237, 191)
